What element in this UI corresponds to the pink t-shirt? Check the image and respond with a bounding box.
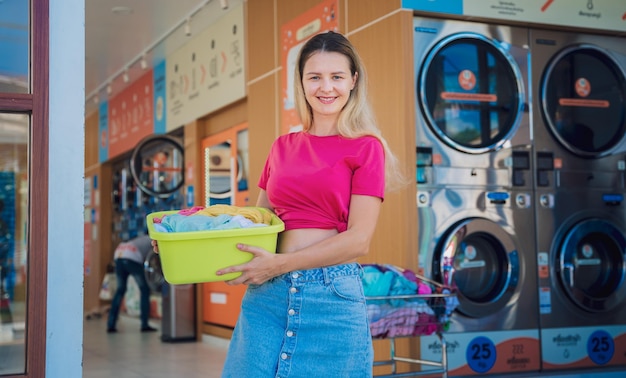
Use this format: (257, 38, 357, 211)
(258, 132, 385, 232)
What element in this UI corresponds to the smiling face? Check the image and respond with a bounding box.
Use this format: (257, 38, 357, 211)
(302, 51, 357, 125)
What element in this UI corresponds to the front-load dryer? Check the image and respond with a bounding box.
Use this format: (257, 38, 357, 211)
(417, 186, 539, 376)
(530, 28, 626, 194)
(414, 17, 532, 191)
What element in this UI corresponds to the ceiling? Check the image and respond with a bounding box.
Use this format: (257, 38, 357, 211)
(85, 0, 243, 114)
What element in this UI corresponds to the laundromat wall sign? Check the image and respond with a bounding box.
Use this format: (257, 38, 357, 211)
(403, 0, 626, 33)
(165, 3, 245, 131)
(98, 4, 245, 163)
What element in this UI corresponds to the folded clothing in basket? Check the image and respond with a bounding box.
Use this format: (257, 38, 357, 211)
(152, 205, 272, 233)
(362, 264, 459, 338)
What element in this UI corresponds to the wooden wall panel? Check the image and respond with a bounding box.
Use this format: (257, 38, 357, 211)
(198, 100, 248, 139)
(345, 0, 402, 32)
(82, 163, 115, 318)
(247, 0, 276, 79)
(85, 111, 99, 168)
(98, 163, 114, 286)
(183, 120, 201, 204)
(350, 11, 417, 271)
(247, 74, 279, 205)
(84, 166, 101, 314)
(347, 10, 419, 375)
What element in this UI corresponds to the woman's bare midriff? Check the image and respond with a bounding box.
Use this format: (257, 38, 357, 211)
(276, 229, 358, 265)
(277, 228, 337, 253)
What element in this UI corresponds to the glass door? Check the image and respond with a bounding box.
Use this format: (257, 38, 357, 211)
(0, 113, 29, 375)
(200, 123, 249, 328)
(202, 123, 249, 207)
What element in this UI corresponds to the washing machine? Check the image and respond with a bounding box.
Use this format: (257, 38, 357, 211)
(417, 185, 540, 376)
(414, 17, 540, 376)
(535, 186, 626, 371)
(530, 28, 626, 372)
(414, 16, 532, 190)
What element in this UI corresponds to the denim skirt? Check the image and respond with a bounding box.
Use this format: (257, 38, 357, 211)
(221, 263, 373, 378)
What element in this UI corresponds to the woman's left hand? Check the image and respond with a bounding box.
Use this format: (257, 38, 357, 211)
(215, 243, 279, 286)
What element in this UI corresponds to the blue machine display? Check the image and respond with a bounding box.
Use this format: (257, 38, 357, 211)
(530, 28, 626, 372)
(413, 17, 540, 376)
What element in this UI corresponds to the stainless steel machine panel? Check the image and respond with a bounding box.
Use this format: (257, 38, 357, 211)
(531, 28, 626, 372)
(535, 186, 626, 370)
(415, 17, 539, 376)
(414, 17, 532, 190)
(417, 185, 540, 375)
(530, 29, 626, 193)
(418, 187, 537, 331)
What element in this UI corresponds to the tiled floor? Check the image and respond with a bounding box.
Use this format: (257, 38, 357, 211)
(83, 315, 626, 378)
(83, 314, 228, 378)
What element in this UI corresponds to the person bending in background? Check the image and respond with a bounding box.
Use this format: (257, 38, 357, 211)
(215, 31, 405, 377)
(107, 234, 157, 333)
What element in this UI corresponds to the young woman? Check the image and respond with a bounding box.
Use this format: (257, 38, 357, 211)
(217, 31, 404, 378)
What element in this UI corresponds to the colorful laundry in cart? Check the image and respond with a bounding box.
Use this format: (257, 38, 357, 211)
(362, 264, 459, 338)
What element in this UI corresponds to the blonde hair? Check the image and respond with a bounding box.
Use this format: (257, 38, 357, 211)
(294, 31, 406, 191)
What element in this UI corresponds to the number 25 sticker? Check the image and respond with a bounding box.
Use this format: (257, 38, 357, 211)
(587, 330, 614, 366)
(467, 336, 496, 373)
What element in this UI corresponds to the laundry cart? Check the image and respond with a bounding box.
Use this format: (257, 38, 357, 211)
(364, 265, 457, 378)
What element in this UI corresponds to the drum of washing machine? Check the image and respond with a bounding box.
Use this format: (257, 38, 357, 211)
(541, 44, 626, 158)
(554, 217, 626, 313)
(432, 217, 520, 319)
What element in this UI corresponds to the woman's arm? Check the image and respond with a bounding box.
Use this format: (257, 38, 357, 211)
(255, 189, 273, 211)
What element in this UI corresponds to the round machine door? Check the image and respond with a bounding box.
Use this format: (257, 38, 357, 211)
(541, 45, 626, 157)
(144, 250, 165, 293)
(557, 218, 626, 312)
(130, 134, 185, 198)
(419, 33, 525, 154)
(436, 218, 519, 318)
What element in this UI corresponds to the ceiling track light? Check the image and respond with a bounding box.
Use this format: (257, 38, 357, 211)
(140, 55, 148, 70)
(184, 18, 191, 36)
(220, 0, 228, 10)
(93, 96, 99, 105)
(86, 0, 215, 104)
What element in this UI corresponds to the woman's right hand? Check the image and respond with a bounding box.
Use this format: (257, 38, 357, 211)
(151, 239, 160, 254)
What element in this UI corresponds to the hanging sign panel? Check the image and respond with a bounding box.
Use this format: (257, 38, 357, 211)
(107, 70, 155, 159)
(165, 4, 245, 131)
(153, 60, 167, 135)
(98, 102, 109, 163)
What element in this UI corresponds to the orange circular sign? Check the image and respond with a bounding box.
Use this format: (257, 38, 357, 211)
(458, 69, 476, 91)
(575, 78, 591, 98)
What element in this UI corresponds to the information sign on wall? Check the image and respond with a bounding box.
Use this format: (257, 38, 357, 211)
(107, 70, 155, 159)
(165, 4, 246, 131)
(98, 102, 109, 163)
(280, 0, 339, 135)
(153, 60, 167, 134)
